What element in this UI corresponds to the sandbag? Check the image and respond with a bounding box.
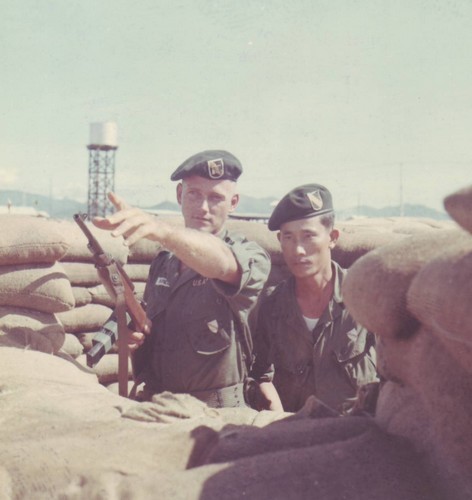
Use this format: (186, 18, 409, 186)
(89, 281, 146, 308)
(57, 218, 129, 264)
(0, 262, 75, 313)
(407, 242, 472, 373)
(342, 229, 470, 338)
(122, 263, 151, 282)
(61, 262, 102, 286)
(68, 426, 438, 500)
(444, 184, 472, 234)
(57, 303, 112, 333)
(59, 333, 84, 358)
(0, 306, 65, 354)
(333, 231, 405, 269)
(77, 353, 132, 384)
(71, 286, 92, 306)
(0, 215, 70, 265)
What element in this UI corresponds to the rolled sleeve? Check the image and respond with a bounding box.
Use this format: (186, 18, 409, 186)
(213, 236, 271, 312)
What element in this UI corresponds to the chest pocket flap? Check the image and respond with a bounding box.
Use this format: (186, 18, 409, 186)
(333, 328, 368, 363)
(187, 319, 232, 356)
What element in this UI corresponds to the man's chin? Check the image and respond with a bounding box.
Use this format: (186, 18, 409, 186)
(188, 219, 216, 232)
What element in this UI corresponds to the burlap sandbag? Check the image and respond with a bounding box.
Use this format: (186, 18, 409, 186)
(56, 303, 112, 333)
(444, 184, 472, 234)
(342, 228, 470, 338)
(333, 230, 405, 269)
(56, 218, 129, 264)
(89, 281, 146, 308)
(0, 466, 12, 500)
(404, 330, 472, 498)
(71, 286, 92, 306)
(122, 263, 151, 282)
(63, 262, 149, 287)
(70, 426, 439, 500)
(61, 262, 102, 286)
(0, 306, 65, 354)
(0, 348, 282, 500)
(407, 241, 472, 373)
(0, 215, 70, 265)
(0, 262, 75, 313)
(375, 381, 433, 456)
(76, 353, 132, 384)
(59, 333, 84, 358)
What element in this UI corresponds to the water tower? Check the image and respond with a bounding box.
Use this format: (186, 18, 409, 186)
(87, 122, 118, 217)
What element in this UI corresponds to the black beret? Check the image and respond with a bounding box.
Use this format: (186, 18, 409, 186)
(268, 183, 334, 231)
(170, 150, 243, 181)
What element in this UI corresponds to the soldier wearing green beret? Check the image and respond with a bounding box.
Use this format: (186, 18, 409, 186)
(94, 150, 270, 408)
(250, 184, 378, 414)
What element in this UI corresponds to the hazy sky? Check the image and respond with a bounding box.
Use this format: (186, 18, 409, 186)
(1, 0, 471, 211)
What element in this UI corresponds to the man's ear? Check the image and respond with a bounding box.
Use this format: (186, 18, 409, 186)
(329, 228, 339, 249)
(229, 193, 239, 213)
(277, 231, 281, 243)
(176, 183, 183, 205)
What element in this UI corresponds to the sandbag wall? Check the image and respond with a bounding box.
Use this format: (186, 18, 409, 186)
(0, 213, 454, 391)
(0, 215, 161, 391)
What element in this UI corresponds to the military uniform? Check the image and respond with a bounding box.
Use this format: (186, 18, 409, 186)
(251, 262, 378, 414)
(133, 229, 270, 408)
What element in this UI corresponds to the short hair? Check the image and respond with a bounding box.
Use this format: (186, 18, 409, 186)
(319, 212, 335, 230)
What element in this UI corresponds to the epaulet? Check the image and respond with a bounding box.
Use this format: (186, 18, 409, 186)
(223, 230, 247, 246)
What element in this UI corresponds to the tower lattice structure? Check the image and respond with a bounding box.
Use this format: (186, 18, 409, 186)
(87, 144, 118, 217)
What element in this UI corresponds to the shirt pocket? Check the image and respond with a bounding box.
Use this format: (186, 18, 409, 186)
(186, 317, 232, 356)
(332, 328, 377, 388)
(333, 328, 367, 363)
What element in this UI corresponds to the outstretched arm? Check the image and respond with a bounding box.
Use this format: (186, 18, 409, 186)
(93, 192, 241, 286)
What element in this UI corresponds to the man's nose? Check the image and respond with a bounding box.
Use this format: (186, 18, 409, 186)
(197, 197, 210, 212)
(294, 242, 306, 255)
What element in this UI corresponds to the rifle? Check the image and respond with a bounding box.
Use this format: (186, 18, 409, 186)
(73, 213, 148, 397)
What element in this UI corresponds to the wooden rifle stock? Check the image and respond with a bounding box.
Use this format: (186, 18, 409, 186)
(73, 213, 148, 332)
(74, 213, 148, 398)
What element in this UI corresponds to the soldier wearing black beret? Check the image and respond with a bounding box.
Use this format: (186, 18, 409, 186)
(250, 184, 378, 415)
(93, 150, 270, 408)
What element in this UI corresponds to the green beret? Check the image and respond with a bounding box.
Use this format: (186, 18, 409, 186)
(268, 183, 334, 231)
(170, 150, 243, 181)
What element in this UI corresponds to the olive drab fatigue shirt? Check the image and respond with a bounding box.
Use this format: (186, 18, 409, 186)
(251, 262, 378, 414)
(133, 229, 270, 396)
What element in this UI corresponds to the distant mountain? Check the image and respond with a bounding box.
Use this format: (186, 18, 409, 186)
(337, 203, 450, 221)
(0, 190, 450, 222)
(0, 190, 86, 219)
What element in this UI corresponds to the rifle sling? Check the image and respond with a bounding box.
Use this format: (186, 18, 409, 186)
(105, 263, 129, 398)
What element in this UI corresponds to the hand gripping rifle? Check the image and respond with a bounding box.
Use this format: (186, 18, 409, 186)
(74, 213, 148, 397)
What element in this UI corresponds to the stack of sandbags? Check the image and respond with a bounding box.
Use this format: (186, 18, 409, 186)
(333, 216, 454, 268)
(0, 347, 291, 499)
(342, 184, 472, 499)
(0, 215, 74, 355)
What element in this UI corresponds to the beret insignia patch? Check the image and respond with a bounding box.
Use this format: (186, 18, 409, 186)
(306, 190, 323, 211)
(207, 159, 224, 179)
